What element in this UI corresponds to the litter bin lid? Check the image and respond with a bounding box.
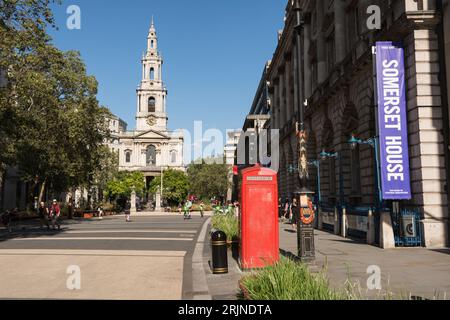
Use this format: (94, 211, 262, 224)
(211, 230, 227, 241)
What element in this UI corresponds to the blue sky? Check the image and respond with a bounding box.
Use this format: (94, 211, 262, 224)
(48, 0, 286, 157)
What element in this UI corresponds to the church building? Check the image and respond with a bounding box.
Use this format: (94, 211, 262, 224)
(117, 19, 184, 197)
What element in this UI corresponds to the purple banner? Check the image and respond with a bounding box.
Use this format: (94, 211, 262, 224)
(376, 41, 411, 200)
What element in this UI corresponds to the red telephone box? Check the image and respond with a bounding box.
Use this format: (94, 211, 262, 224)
(239, 165, 279, 269)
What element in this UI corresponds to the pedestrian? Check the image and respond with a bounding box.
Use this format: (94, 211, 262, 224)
(38, 202, 50, 230)
(1, 210, 12, 233)
(278, 198, 283, 220)
(290, 198, 300, 231)
(184, 199, 192, 219)
(178, 202, 183, 215)
(68, 197, 74, 219)
(284, 198, 291, 222)
(233, 201, 240, 218)
(125, 200, 131, 222)
(199, 201, 204, 218)
(49, 199, 61, 230)
(97, 205, 104, 220)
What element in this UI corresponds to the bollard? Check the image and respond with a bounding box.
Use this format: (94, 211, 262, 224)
(211, 229, 228, 274)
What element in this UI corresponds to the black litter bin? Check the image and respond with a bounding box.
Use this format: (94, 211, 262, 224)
(211, 229, 228, 274)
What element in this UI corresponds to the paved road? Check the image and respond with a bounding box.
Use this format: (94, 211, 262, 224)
(0, 213, 208, 300)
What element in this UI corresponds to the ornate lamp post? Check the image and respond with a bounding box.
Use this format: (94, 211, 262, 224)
(292, 2, 315, 262)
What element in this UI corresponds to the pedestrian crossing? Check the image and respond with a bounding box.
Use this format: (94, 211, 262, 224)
(0, 215, 205, 252)
(0, 215, 207, 299)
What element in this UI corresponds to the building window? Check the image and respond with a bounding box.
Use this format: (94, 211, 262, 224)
(150, 68, 155, 80)
(146, 145, 156, 166)
(148, 97, 156, 112)
(151, 40, 154, 48)
(171, 150, 177, 164)
(125, 150, 131, 163)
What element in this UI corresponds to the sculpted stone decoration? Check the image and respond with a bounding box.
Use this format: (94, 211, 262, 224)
(147, 115, 156, 126)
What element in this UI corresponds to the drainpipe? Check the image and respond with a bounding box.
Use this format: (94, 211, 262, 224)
(436, 0, 450, 246)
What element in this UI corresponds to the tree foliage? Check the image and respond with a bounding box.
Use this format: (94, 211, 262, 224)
(105, 171, 145, 200)
(187, 157, 229, 201)
(149, 169, 189, 206)
(0, 0, 112, 200)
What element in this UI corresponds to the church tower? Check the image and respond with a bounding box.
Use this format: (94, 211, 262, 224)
(136, 18, 168, 132)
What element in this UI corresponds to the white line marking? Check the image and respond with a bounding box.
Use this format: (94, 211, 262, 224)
(63, 230, 198, 234)
(0, 249, 187, 257)
(9, 237, 193, 242)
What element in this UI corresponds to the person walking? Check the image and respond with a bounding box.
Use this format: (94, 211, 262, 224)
(199, 201, 204, 218)
(233, 201, 240, 218)
(290, 198, 300, 231)
(278, 198, 283, 220)
(38, 202, 50, 230)
(125, 200, 131, 222)
(97, 205, 104, 220)
(1, 210, 12, 233)
(49, 199, 61, 230)
(184, 199, 192, 220)
(283, 198, 291, 222)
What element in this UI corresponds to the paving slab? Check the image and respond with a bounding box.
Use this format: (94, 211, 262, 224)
(279, 222, 450, 299)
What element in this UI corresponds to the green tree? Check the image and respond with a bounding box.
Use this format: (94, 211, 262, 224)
(105, 171, 145, 200)
(187, 157, 229, 201)
(0, 1, 112, 204)
(149, 169, 189, 206)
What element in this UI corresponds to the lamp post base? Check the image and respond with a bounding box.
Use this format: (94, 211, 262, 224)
(297, 222, 315, 263)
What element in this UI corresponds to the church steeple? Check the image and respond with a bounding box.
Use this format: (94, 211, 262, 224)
(147, 16, 158, 53)
(136, 18, 168, 132)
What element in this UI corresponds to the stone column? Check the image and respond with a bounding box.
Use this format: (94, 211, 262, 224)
(334, 0, 347, 64)
(293, 44, 299, 119)
(273, 80, 279, 129)
(285, 57, 292, 122)
(155, 190, 161, 212)
(380, 211, 395, 249)
(279, 69, 286, 129)
(303, 22, 312, 98)
(130, 190, 137, 214)
(317, 0, 327, 83)
(405, 28, 448, 247)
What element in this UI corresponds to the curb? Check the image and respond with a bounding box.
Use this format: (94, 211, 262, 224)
(191, 217, 212, 300)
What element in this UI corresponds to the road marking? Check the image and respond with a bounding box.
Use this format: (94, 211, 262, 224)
(9, 237, 194, 242)
(0, 249, 186, 257)
(61, 229, 198, 234)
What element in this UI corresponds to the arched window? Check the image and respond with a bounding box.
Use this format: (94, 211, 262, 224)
(151, 40, 154, 48)
(146, 145, 156, 166)
(148, 97, 156, 112)
(150, 67, 155, 80)
(171, 150, 177, 164)
(125, 150, 131, 163)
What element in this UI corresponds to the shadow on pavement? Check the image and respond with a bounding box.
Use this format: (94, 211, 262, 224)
(279, 248, 300, 262)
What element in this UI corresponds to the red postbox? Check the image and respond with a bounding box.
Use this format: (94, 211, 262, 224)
(239, 165, 279, 269)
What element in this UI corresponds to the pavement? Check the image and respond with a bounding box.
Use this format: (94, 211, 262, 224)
(279, 221, 450, 300)
(0, 211, 210, 300)
(4, 211, 447, 300)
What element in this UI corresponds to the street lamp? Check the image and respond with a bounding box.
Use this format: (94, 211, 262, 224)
(307, 160, 321, 206)
(347, 134, 382, 206)
(320, 150, 338, 161)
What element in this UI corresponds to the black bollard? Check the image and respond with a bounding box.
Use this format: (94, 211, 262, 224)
(211, 230, 228, 274)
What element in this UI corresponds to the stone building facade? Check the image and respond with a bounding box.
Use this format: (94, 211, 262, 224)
(267, 0, 449, 247)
